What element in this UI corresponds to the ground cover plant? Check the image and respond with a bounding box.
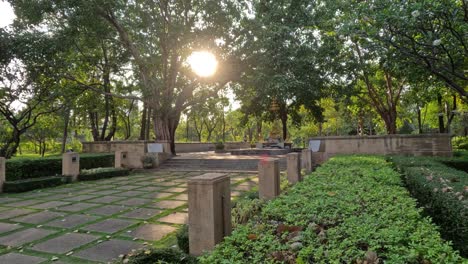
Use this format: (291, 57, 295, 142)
(389, 156, 468, 257)
(201, 156, 464, 263)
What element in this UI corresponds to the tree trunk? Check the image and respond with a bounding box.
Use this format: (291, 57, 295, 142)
(437, 94, 445, 133)
(61, 107, 70, 153)
(139, 103, 147, 140)
(280, 114, 288, 140)
(417, 107, 423, 134)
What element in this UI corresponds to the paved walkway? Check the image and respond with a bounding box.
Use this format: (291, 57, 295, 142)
(0, 170, 257, 263)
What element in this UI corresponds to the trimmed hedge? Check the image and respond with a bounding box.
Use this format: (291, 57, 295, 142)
(201, 156, 464, 263)
(119, 248, 197, 264)
(78, 167, 130, 181)
(3, 176, 64, 193)
(5, 153, 114, 181)
(389, 156, 468, 257)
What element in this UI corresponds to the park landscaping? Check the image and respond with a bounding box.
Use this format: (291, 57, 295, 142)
(116, 155, 467, 263)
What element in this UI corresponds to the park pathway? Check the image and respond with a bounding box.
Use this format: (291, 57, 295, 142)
(0, 166, 258, 263)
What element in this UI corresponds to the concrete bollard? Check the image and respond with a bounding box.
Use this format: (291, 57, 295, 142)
(114, 151, 128, 168)
(0, 157, 5, 193)
(188, 173, 231, 256)
(287, 153, 301, 184)
(301, 149, 313, 173)
(62, 152, 80, 182)
(258, 158, 280, 200)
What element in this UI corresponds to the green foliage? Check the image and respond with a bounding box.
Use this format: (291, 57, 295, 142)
(176, 225, 189, 254)
(389, 156, 468, 256)
(452, 136, 468, 150)
(3, 176, 64, 193)
(201, 156, 464, 263)
(5, 153, 114, 181)
(78, 167, 129, 181)
(121, 248, 197, 264)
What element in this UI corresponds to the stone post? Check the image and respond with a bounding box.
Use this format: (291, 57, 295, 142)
(188, 173, 231, 256)
(62, 152, 80, 182)
(258, 158, 280, 200)
(114, 151, 128, 168)
(0, 157, 5, 193)
(287, 153, 301, 184)
(301, 149, 313, 173)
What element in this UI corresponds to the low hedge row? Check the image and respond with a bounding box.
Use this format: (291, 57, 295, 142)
(201, 156, 464, 263)
(6, 153, 114, 181)
(3, 176, 65, 193)
(389, 156, 468, 257)
(78, 167, 130, 181)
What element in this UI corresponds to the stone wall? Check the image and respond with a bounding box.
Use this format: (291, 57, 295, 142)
(309, 134, 452, 166)
(81, 141, 250, 154)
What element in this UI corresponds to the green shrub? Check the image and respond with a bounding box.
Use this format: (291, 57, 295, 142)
(201, 156, 464, 263)
(5, 153, 114, 181)
(120, 248, 197, 264)
(390, 157, 468, 257)
(176, 225, 189, 254)
(3, 176, 64, 193)
(78, 167, 129, 181)
(215, 142, 224, 150)
(452, 136, 468, 150)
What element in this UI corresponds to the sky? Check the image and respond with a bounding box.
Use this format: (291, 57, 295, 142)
(0, 1, 15, 28)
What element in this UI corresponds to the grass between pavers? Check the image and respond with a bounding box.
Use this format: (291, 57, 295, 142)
(0, 170, 258, 263)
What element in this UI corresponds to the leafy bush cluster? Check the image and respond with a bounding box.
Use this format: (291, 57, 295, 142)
(201, 156, 464, 263)
(389, 156, 468, 257)
(452, 136, 468, 150)
(5, 153, 114, 181)
(120, 248, 197, 264)
(3, 176, 64, 193)
(78, 167, 130, 181)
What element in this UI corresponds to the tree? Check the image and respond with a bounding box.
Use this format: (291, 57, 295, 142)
(10, 0, 243, 154)
(232, 0, 346, 140)
(0, 29, 65, 158)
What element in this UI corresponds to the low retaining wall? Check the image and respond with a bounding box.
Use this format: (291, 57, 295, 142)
(81, 141, 250, 154)
(309, 134, 452, 166)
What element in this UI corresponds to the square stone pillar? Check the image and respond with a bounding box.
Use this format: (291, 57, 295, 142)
(302, 149, 313, 173)
(287, 153, 301, 184)
(62, 152, 80, 182)
(188, 173, 231, 256)
(258, 158, 280, 200)
(114, 151, 128, 168)
(0, 157, 5, 193)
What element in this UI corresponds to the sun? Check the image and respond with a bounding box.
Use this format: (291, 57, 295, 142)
(187, 51, 218, 77)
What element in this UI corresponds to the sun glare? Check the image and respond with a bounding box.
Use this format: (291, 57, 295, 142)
(188, 51, 218, 77)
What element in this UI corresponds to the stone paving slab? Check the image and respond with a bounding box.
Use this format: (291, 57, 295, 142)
(31, 201, 70, 209)
(157, 212, 188, 225)
(46, 214, 100, 229)
(0, 252, 46, 264)
(87, 205, 129, 216)
(31, 232, 98, 254)
(0, 228, 56, 246)
(87, 195, 126, 204)
(83, 218, 135, 234)
(62, 194, 98, 202)
(11, 211, 63, 225)
(151, 200, 187, 209)
(57, 202, 100, 212)
(0, 209, 37, 220)
(119, 198, 152, 207)
(0, 222, 21, 234)
(73, 239, 144, 263)
(120, 208, 161, 220)
(125, 224, 177, 241)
